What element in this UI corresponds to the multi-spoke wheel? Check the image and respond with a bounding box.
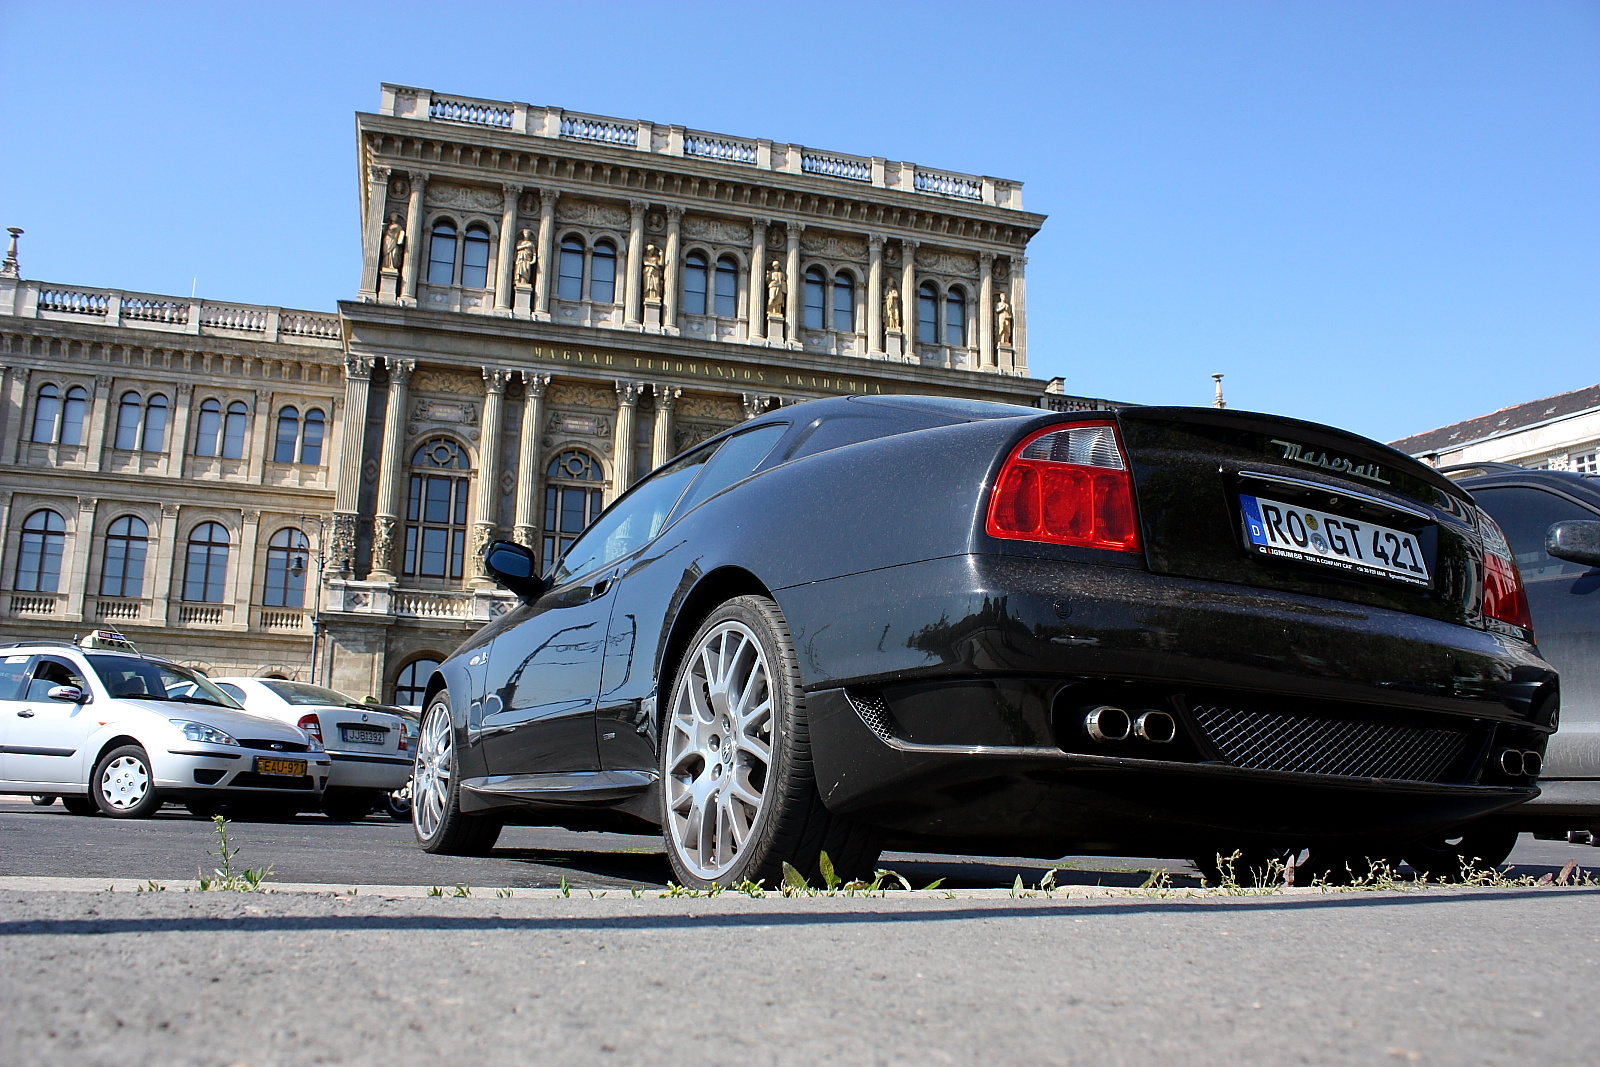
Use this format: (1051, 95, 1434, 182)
(413, 689, 502, 855)
(660, 595, 881, 889)
(91, 745, 161, 818)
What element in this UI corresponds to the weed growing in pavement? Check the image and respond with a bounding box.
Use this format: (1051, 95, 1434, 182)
(497, 888, 514, 898)
(136, 880, 167, 892)
(558, 875, 572, 898)
(195, 816, 271, 892)
(630, 885, 645, 899)
(451, 884, 473, 898)
(427, 886, 444, 897)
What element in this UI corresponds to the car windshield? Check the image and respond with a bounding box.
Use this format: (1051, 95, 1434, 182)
(261, 680, 364, 707)
(86, 656, 243, 708)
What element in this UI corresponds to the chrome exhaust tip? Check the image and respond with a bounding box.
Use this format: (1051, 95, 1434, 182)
(1083, 706, 1132, 743)
(1522, 750, 1542, 777)
(1497, 749, 1525, 776)
(1133, 710, 1176, 744)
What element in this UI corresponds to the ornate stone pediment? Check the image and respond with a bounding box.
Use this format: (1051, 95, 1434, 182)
(682, 217, 752, 246)
(556, 199, 630, 228)
(675, 394, 743, 422)
(425, 182, 505, 213)
(411, 368, 484, 396)
(915, 249, 979, 277)
(801, 233, 868, 260)
(546, 381, 614, 410)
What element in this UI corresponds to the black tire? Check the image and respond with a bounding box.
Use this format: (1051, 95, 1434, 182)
(322, 789, 379, 823)
(30, 794, 57, 807)
(413, 688, 502, 855)
(62, 795, 99, 816)
(659, 595, 882, 890)
(91, 745, 162, 819)
(384, 782, 413, 822)
(1404, 827, 1519, 881)
(185, 800, 219, 819)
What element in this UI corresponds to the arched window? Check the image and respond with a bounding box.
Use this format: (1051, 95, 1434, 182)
(264, 527, 310, 608)
(405, 437, 472, 580)
(194, 398, 222, 456)
(591, 240, 618, 303)
(683, 252, 708, 315)
(273, 406, 300, 464)
(31, 384, 61, 443)
(142, 394, 168, 452)
(60, 386, 87, 446)
(394, 657, 441, 707)
(183, 522, 231, 603)
(115, 391, 144, 451)
(558, 236, 585, 301)
(543, 449, 606, 574)
(428, 220, 458, 286)
(946, 287, 967, 348)
(833, 272, 856, 332)
(15, 509, 65, 592)
(222, 401, 249, 459)
(301, 408, 325, 466)
(804, 268, 827, 330)
(100, 515, 149, 598)
(918, 283, 940, 344)
(715, 257, 739, 318)
(461, 224, 491, 289)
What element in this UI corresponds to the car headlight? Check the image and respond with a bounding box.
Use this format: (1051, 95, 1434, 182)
(170, 720, 239, 746)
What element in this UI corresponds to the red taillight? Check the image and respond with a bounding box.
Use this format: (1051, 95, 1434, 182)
(1478, 510, 1533, 638)
(297, 713, 322, 741)
(986, 421, 1142, 552)
(397, 727, 408, 753)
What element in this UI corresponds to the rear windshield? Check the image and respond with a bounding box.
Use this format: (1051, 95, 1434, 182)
(262, 680, 363, 707)
(87, 656, 242, 709)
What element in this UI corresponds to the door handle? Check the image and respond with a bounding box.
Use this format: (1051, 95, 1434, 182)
(590, 572, 618, 600)
(16, 709, 34, 718)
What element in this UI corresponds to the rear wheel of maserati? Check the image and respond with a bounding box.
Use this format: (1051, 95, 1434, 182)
(1403, 827, 1519, 882)
(660, 595, 881, 891)
(413, 690, 502, 856)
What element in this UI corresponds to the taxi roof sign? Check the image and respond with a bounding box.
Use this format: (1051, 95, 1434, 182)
(80, 630, 140, 653)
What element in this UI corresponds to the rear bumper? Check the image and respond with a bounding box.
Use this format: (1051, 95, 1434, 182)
(325, 751, 412, 791)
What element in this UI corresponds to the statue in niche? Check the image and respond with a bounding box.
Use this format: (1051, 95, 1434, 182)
(883, 283, 902, 332)
(643, 243, 664, 302)
(380, 214, 406, 272)
(514, 229, 537, 286)
(995, 292, 1014, 346)
(765, 259, 786, 317)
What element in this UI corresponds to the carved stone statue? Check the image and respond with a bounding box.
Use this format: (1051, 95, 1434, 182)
(883, 284, 902, 332)
(514, 229, 537, 286)
(995, 291, 1014, 346)
(380, 214, 406, 272)
(371, 516, 396, 575)
(765, 259, 786, 317)
(643, 243, 664, 303)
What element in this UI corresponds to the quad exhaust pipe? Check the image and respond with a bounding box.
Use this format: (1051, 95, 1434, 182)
(1496, 748, 1543, 777)
(1082, 706, 1175, 745)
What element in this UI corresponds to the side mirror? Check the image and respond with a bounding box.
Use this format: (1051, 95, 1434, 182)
(1546, 520, 1600, 568)
(482, 540, 548, 600)
(46, 685, 88, 704)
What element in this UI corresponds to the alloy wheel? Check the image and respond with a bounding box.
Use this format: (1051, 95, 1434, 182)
(99, 755, 150, 811)
(413, 704, 452, 841)
(665, 620, 775, 881)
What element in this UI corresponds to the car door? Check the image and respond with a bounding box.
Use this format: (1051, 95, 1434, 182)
(6, 655, 97, 786)
(0, 653, 38, 783)
(1472, 484, 1600, 777)
(479, 452, 713, 778)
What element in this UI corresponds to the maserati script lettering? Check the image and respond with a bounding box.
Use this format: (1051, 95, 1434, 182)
(1269, 439, 1392, 485)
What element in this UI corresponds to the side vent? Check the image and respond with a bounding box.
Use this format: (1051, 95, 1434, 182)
(845, 690, 895, 743)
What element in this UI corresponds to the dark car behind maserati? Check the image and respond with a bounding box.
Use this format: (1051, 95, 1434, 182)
(407, 395, 1557, 887)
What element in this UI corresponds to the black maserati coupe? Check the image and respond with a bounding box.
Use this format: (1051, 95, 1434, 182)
(409, 395, 1557, 887)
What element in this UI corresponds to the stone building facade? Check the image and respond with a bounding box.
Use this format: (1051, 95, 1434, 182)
(0, 84, 1104, 703)
(1391, 383, 1600, 475)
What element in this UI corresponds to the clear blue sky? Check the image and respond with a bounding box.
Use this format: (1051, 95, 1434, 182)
(2, 1, 1595, 444)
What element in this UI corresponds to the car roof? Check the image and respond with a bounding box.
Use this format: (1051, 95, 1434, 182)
(1452, 466, 1600, 509)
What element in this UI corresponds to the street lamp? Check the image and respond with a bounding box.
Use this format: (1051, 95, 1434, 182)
(293, 518, 328, 686)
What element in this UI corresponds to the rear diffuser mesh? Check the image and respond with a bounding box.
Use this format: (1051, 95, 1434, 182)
(1190, 704, 1471, 783)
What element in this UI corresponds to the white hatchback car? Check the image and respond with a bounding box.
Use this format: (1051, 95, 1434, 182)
(0, 639, 330, 818)
(212, 678, 412, 821)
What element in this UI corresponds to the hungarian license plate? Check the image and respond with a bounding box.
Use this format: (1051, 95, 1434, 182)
(1240, 494, 1430, 587)
(255, 757, 307, 777)
(340, 727, 387, 745)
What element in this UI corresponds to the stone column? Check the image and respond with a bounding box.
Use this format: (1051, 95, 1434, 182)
(0, 365, 30, 465)
(233, 509, 260, 632)
(247, 389, 271, 483)
(400, 173, 427, 306)
(784, 225, 803, 347)
(612, 381, 645, 497)
(84, 374, 112, 473)
(900, 240, 919, 359)
(867, 236, 884, 357)
(470, 369, 513, 582)
(149, 503, 180, 626)
(359, 164, 392, 301)
(512, 373, 551, 549)
(652, 384, 680, 470)
(624, 199, 647, 329)
(534, 190, 559, 320)
(978, 252, 996, 370)
(369, 358, 414, 582)
(494, 184, 520, 313)
(662, 207, 683, 334)
(0, 490, 12, 590)
(166, 382, 193, 478)
(66, 497, 97, 622)
(750, 220, 768, 342)
(1012, 256, 1028, 374)
(331, 356, 373, 576)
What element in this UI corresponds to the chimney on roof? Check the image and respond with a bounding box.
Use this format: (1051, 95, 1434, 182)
(1212, 373, 1226, 409)
(0, 228, 20, 279)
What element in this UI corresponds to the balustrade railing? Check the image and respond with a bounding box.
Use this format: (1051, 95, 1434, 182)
(177, 603, 225, 625)
(122, 296, 190, 325)
(684, 134, 757, 165)
(914, 170, 984, 201)
(560, 114, 639, 147)
(38, 288, 109, 316)
(260, 609, 308, 630)
(94, 598, 142, 621)
(429, 97, 514, 128)
(200, 303, 268, 333)
(801, 151, 872, 183)
(6, 281, 341, 348)
(394, 592, 473, 619)
(8, 594, 58, 615)
(280, 312, 340, 340)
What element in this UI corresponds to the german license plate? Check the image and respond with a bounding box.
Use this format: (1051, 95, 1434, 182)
(1240, 494, 1430, 587)
(340, 727, 387, 745)
(255, 757, 307, 776)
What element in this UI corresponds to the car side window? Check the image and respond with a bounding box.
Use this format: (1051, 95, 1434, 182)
(1474, 487, 1600, 583)
(553, 445, 718, 584)
(217, 683, 247, 703)
(26, 657, 87, 701)
(0, 655, 32, 700)
(668, 424, 788, 526)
